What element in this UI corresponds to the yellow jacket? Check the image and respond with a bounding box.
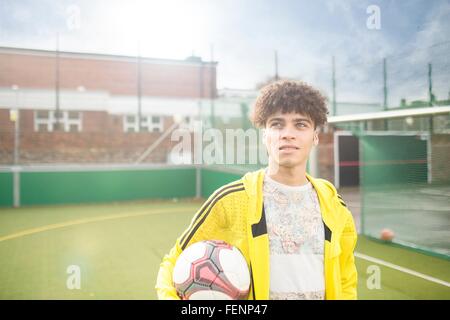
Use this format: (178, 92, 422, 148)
(155, 169, 358, 300)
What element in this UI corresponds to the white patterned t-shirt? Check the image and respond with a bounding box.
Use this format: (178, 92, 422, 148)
(263, 174, 325, 300)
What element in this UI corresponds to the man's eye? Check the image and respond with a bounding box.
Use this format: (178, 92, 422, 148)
(296, 123, 307, 128)
(271, 122, 282, 128)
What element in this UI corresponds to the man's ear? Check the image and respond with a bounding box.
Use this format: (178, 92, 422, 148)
(313, 132, 319, 146)
(262, 129, 267, 146)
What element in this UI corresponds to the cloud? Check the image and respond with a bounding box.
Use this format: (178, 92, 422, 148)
(299, 0, 450, 105)
(389, 1, 450, 104)
(0, 0, 448, 106)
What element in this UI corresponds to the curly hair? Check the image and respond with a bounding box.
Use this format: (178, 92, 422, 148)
(251, 80, 328, 129)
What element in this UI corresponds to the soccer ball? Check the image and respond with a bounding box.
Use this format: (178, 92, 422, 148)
(172, 240, 250, 300)
(380, 228, 395, 242)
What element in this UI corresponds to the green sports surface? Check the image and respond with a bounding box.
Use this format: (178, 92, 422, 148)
(0, 199, 449, 299)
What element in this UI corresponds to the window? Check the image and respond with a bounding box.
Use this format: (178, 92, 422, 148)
(38, 123, 49, 132)
(124, 115, 138, 132)
(152, 116, 160, 124)
(34, 110, 82, 132)
(123, 114, 164, 133)
(69, 124, 79, 132)
(68, 111, 80, 120)
(146, 116, 163, 132)
(148, 116, 163, 132)
(36, 110, 49, 119)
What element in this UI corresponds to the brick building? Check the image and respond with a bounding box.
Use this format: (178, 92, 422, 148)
(0, 46, 217, 164)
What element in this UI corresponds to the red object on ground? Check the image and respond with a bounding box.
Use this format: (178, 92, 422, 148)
(380, 228, 395, 241)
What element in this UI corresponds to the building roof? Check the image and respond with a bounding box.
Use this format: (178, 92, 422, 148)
(328, 105, 450, 123)
(0, 46, 218, 67)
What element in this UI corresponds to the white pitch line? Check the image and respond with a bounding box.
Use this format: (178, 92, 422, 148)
(355, 252, 450, 288)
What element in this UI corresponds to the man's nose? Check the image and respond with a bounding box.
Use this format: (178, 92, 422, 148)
(279, 125, 296, 139)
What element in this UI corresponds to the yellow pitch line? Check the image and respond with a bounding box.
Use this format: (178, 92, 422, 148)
(0, 207, 191, 243)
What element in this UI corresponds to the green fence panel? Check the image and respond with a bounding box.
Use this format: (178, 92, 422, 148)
(201, 168, 244, 198)
(20, 168, 196, 205)
(0, 172, 13, 207)
(361, 135, 428, 186)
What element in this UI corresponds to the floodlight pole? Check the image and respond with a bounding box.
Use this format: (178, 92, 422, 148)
(428, 63, 434, 133)
(428, 63, 433, 106)
(210, 44, 216, 128)
(383, 58, 388, 111)
(383, 57, 388, 130)
(12, 86, 20, 207)
(55, 32, 61, 131)
(13, 87, 19, 165)
(332, 56, 336, 116)
(137, 42, 143, 132)
(274, 50, 279, 81)
(199, 55, 204, 127)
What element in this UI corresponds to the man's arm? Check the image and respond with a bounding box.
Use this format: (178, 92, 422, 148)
(339, 211, 358, 300)
(155, 193, 227, 300)
(155, 242, 183, 300)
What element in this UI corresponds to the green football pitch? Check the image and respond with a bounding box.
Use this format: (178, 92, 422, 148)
(0, 199, 449, 299)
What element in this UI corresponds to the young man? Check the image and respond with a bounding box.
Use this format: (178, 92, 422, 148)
(156, 80, 357, 300)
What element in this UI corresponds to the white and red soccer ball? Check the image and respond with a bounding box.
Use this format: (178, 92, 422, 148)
(172, 240, 250, 300)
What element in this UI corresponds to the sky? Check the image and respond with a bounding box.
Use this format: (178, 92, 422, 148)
(0, 0, 449, 105)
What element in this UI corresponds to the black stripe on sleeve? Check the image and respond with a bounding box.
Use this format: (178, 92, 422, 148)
(181, 186, 245, 250)
(179, 182, 243, 246)
(249, 262, 256, 300)
(337, 194, 347, 207)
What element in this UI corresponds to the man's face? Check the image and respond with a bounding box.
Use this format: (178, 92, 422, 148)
(263, 111, 318, 169)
